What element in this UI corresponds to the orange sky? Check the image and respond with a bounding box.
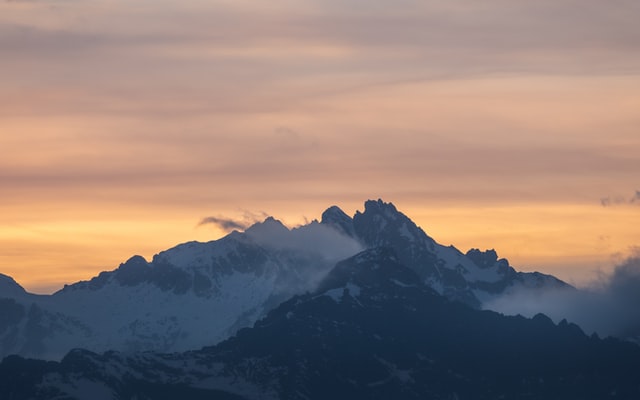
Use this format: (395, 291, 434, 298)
(1, 0, 639, 293)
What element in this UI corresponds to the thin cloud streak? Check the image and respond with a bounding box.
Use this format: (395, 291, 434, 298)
(198, 217, 248, 232)
(197, 211, 270, 233)
(601, 190, 640, 207)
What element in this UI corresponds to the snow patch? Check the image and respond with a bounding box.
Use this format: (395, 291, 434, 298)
(321, 283, 361, 303)
(390, 279, 414, 288)
(435, 245, 502, 283)
(398, 223, 414, 241)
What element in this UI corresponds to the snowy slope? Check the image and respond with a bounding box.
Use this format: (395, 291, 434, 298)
(0, 219, 363, 360)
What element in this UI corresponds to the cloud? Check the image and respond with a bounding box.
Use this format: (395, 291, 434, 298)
(484, 253, 640, 340)
(198, 216, 248, 232)
(601, 190, 640, 207)
(245, 218, 363, 262)
(233, 214, 365, 296)
(6, 0, 74, 3)
(198, 210, 269, 233)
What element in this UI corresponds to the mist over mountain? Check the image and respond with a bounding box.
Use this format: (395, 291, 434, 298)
(0, 216, 362, 360)
(484, 255, 640, 340)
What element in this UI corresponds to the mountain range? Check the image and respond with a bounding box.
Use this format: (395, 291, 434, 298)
(1, 200, 567, 360)
(2, 246, 640, 399)
(2, 199, 639, 399)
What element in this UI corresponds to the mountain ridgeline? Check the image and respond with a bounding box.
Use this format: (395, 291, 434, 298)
(1, 200, 565, 360)
(2, 199, 639, 399)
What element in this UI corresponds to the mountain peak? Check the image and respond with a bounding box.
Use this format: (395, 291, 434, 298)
(0, 273, 26, 297)
(361, 198, 398, 216)
(353, 199, 432, 247)
(321, 205, 355, 237)
(245, 216, 289, 237)
(0, 273, 20, 286)
(321, 205, 349, 222)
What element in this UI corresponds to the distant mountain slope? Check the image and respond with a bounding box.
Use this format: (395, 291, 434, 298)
(2, 247, 638, 400)
(1, 199, 567, 360)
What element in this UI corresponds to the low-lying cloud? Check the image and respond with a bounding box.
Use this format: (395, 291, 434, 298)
(242, 216, 365, 295)
(245, 218, 364, 262)
(484, 254, 640, 340)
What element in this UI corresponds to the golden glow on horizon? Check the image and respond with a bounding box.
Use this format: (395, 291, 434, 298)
(0, 215, 225, 294)
(1, 201, 639, 294)
(1, 0, 639, 293)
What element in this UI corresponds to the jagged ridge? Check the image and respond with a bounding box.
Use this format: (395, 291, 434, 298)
(0, 199, 568, 360)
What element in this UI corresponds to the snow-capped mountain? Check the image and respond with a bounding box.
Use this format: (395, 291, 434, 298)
(1, 199, 566, 360)
(325, 199, 568, 307)
(0, 218, 361, 360)
(2, 247, 639, 400)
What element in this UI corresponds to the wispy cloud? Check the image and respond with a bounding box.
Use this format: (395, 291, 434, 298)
(600, 190, 640, 207)
(198, 211, 269, 233)
(198, 216, 248, 232)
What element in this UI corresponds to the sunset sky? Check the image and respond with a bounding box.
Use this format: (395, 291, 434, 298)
(1, 0, 639, 293)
